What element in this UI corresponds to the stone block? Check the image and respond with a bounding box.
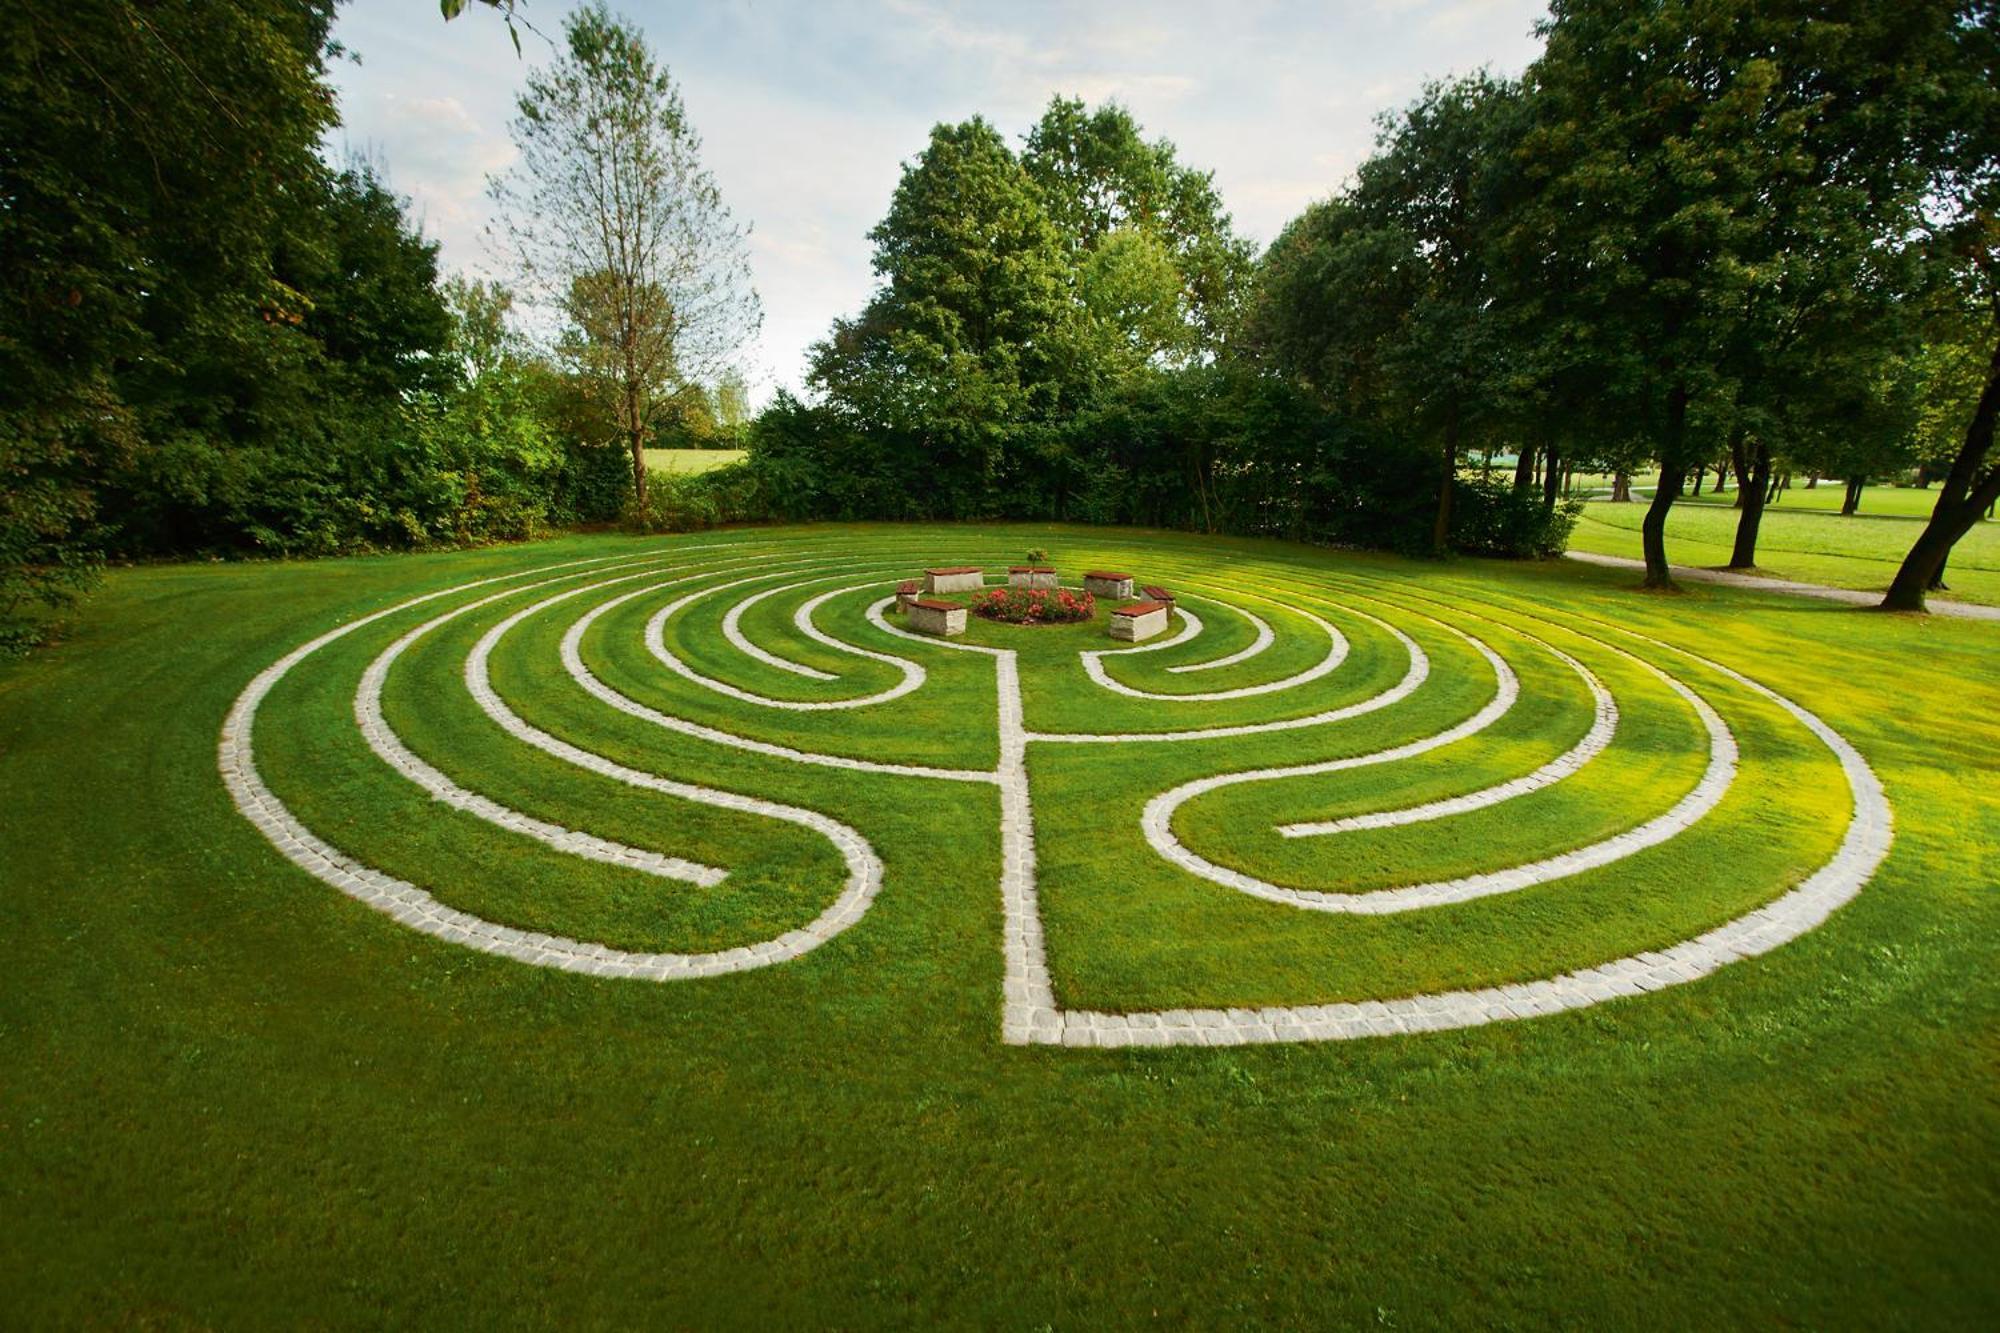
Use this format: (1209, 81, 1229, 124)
(1084, 570, 1135, 599)
(924, 566, 983, 594)
(1008, 566, 1058, 589)
(1109, 600, 1169, 642)
(907, 598, 967, 637)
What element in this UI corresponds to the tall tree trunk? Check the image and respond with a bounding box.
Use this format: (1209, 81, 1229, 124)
(1513, 442, 1536, 491)
(1711, 453, 1729, 495)
(1611, 470, 1631, 503)
(630, 428, 648, 515)
(1729, 438, 1772, 569)
(1883, 317, 2000, 611)
(1641, 381, 1690, 589)
(1542, 441, 1561, 508)
(1841, 476, 1863, 515)
(1805, 472, 1820, 490)
(1691, 462, 1705, 496)
(1432, 406, 1459, 555)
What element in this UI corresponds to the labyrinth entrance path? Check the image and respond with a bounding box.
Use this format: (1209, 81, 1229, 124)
(222, 531, 1891, 1049)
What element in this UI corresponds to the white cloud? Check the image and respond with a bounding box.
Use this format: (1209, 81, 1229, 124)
(328, 0, 1548, 400)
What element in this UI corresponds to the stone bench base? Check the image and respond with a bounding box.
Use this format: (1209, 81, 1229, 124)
(1084, 571, 1135, 599)
(924, 567, 983, 595)
(1110, 602, 1169, 642)
(1009, 567, 1058, 590)
(907, 599, 967, 636)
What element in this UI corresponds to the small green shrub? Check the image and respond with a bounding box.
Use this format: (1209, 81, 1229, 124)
(1450, 476, 1581, 558)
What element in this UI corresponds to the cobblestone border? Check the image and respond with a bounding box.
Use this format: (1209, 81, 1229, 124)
(646, 573, 927, 711)
(223, 550, 881, 980)
(222, 543, 1892, 1041)
(1079, 598, 1348, 702)
(1001, 611, 1888, 1046)
(1141, 625, 1739, 914)
(1279, 644, 1616, 837)
(1166, 603, 1274, 674)
(560, 584, 996, 784)
(356, 561, 726, 887)
(723, 583, 839, 680)
(1040, 606, 1427, 743)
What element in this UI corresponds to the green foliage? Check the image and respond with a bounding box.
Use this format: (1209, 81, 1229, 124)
(0, 0, 343, 620)
(0, 395, 120, 652)
(497, 3, 760, 515)
(625, 464, 764, 534)
(1022, 96, 1254, 360)
(1450, 476, 1583, 558)
(810, 116, 1083, 509)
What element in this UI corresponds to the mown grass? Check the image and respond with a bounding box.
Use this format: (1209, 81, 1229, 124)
(1, 522, 1995, 1327)
(642, 446, 746, 474)
(1572, 495, 2000, 605)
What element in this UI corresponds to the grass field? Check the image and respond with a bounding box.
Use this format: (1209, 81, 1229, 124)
(642, 446, 746, 474)
(1571, 495, 2000, 606)
(3, 523, 1995, 1326)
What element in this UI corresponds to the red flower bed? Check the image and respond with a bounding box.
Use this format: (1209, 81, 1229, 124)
(972, 585, 1095, 625)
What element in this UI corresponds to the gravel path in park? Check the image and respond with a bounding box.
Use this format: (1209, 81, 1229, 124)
(1565, 550, 2000, 622)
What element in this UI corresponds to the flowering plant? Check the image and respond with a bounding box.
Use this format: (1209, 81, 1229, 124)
(972, 585, 1095, 625)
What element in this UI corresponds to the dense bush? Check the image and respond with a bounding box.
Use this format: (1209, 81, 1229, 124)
(626, 464, 766, 534)
(738, 366, 1567, 558)
(1449, 476, 1582, 558)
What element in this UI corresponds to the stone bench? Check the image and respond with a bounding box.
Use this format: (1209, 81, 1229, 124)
(906, 598, 967, 637)
(1083, 570, 1135, 599)
(1008, 566, 1058, 590)
(1109, 600, 1170, 642)
(924, 566, 983, 595)
(896, 580, 921, 613)
(1142, 584, 1174, 606)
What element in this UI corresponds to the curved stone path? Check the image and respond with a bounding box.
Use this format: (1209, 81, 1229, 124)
(222, 544, 1894, 1046)
(1566, 550, 2000, 622)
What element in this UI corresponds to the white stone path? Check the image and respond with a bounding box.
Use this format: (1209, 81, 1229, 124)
(223, 548, 1894, 1046)
(1168, 603, 1273, 674)
(1279, 645, 1617, 836)
(224, 550, 882, 980)
(1145, 624, 1735, 915)
(1079, 596, 1346, 702)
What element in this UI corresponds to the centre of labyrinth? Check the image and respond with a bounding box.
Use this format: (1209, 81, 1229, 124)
(220, 534, 1892, 1049)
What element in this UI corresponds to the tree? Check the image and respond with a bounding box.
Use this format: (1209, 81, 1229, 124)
(0, 0, 347, 615)
(490, 3, 760, 515)
(1700, 4, 1958, 569)
(714, 369, 752, 436)
(808, 118, 1080, 512)
(1361, 75, 1532, 553)
(1254, 76, 1529, 554)
(1882, 2, 2000, 610)
(1021, 97, 1253, 362)
(1520, 1, 1831, 587)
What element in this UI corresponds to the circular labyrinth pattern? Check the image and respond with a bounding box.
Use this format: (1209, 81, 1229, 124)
(221, 535, 1894, 1048)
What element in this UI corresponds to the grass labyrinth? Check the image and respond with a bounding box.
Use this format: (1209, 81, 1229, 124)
(234, 530, 1886, 1041)
(7, 524, 1995, 1324)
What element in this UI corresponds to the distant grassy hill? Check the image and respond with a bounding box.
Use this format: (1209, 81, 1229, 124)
(643, 447, 746, 475)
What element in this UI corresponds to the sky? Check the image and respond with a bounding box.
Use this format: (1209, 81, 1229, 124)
(327, 0, 1549, 402)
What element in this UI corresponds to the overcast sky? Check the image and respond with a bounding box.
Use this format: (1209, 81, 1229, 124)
(327, 0, 1547, 401)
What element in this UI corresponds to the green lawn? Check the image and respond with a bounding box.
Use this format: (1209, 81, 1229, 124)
(642, 446, 746, 474)
(1571, 495, 2000, 606)
(2, 523, 1995, 1326)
